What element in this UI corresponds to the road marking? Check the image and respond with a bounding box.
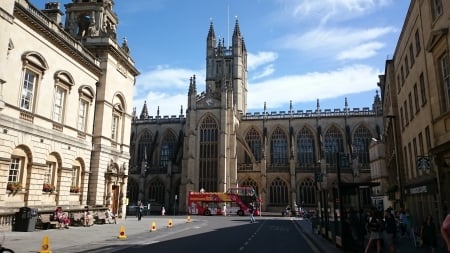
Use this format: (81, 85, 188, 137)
(291, 220, 320, 253)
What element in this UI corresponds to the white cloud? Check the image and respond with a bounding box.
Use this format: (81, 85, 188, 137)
(247, 51, 278, 71)
(280, 26, 394, 60)
(289, 0, 392, 24)
(337, 41, 385, 60)
(247, 64, 380, 110)
(252, 64, 275, 80)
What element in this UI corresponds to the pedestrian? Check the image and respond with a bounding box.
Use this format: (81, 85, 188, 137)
(249, 203, 255, 223)
(441, 213, 450, 253)
(161, 206, 166, 216)
(420, 215, 437, 253)
(384, 209, 396, 253)
(364, 210, 382, 253)
(137, 202, 144, 221)
(399, 209, 407, 238)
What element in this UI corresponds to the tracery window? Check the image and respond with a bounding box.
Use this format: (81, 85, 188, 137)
(160, 131, 177, 170)
(148, 178, 165, 204)
(270, 127, 288, 165)
(137, 131, 153, 166)
(199, 116, 218, 192)
(126, 179, 139, 204)
(269, 177, 288, 206)
(241, 177, 259, 195)
(245, 128, 262, 163)
(297, 127, 315, 167)
(298, 178, 316, 206)
(352, 126, 372, 167)
(324, 126, 344, 166)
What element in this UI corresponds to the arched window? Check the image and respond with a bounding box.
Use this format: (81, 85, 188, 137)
(240, 177, 259, 195)
(199, 116, 218, 192)
(245, 128, 262, 163)
(148, 178, 165, 204)
(19, 52, 48, 120)
(77, 85, 94, 132)
(52, 71, 74, 125)
(269, 177, 288, 206)
(298, 178, 316, 206)
(137, 131, 153, 166)
(324, 126, 344, 166)
(297, 127, 315, 167)
(160, 130, 177, 170)
(126, 179, 139, 204)
(270, 127, 288, 165)
(353, 126, 372, 168)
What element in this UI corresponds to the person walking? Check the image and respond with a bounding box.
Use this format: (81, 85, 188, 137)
(161, 206, 166, 216)
(441, 213, 450, 253)
(364, 210, 382, 253)
(420, 215, 437, 253)
(249, 203, 255, 223)
(137, 202, 144, 221)
(384, 209, 397, 253)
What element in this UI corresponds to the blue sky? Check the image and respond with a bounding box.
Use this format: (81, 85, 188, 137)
(32, 0, 410, 116)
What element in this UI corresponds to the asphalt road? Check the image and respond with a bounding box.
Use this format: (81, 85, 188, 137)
(110, 217, 317, 253)
(2, 215, 318, 253)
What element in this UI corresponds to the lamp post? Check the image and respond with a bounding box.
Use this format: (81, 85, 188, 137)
(386, 115, 403, 208)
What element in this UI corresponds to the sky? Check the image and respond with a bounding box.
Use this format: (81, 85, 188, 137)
(32, 0, 411, 116)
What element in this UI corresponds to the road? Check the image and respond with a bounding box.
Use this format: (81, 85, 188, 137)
(96, 216, 317, 253)
(3, 215, 319, 253)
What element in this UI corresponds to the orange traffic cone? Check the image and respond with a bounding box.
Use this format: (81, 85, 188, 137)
(186, 215, 191, 223)
(117, 225, 127, 239)
(167, 219, 173, 228)
(39, 235, 52, 253)
(151, 221, 157, 232)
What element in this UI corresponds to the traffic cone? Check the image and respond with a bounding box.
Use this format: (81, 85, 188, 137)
(117, 225, 127, 239)
(151, 221, 157, 232)
(167, 219, 173, 228)
(186, 215, 191, 223)
(39, 235, 52, 253)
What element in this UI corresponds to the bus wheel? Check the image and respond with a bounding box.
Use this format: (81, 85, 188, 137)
(237, 210, 244, 216)
(204, 210, 211, 216)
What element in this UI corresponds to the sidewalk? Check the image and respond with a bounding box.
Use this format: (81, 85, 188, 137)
(2, 216, 193, 253)
(295, 218, 448, 253)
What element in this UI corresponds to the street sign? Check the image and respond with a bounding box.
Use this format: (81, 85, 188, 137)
(417, 156, 431, 170)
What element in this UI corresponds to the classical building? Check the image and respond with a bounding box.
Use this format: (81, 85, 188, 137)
(129, 20, 384, 224)
(0, 0, 138, 217)
(379, 0, 450, 225)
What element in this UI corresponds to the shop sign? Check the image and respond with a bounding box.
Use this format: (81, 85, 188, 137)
(409, 185, 427, 194)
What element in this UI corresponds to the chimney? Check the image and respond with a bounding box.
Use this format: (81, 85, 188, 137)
(41, 2, 64, 25)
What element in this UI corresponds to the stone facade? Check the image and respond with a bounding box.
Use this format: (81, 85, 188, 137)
(129, 21, 384, 215)
(379, 0, 450, 225)
(0, 0, 138, 216)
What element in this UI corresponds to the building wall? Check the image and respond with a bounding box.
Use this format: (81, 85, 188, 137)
(0, 0, 137, 216)
(381, 0, 450, 225)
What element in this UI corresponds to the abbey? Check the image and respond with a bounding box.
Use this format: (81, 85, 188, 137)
(129, 20, 383, 214)
(0, 0, 138, 218)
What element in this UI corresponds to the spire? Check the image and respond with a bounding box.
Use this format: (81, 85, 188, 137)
(344, 97, 349, 113)
(180, 105, 184, 116)
(157, 106, 160, 117)
(139, 101, 148, 119)
(233, 17, 241, 38)
(316, 98, 320, 112)
(372, 90, 382, 114)
(289, 100, 293, 114)
(207, 20, 216, 40)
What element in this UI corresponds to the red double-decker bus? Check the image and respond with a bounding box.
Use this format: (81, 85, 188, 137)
(187, 187, 259, 216)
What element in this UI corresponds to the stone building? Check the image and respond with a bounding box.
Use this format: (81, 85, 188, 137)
(129, 20, 384, 220)
(0, 0, 138, 217)
(379, 0, 450, 225)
